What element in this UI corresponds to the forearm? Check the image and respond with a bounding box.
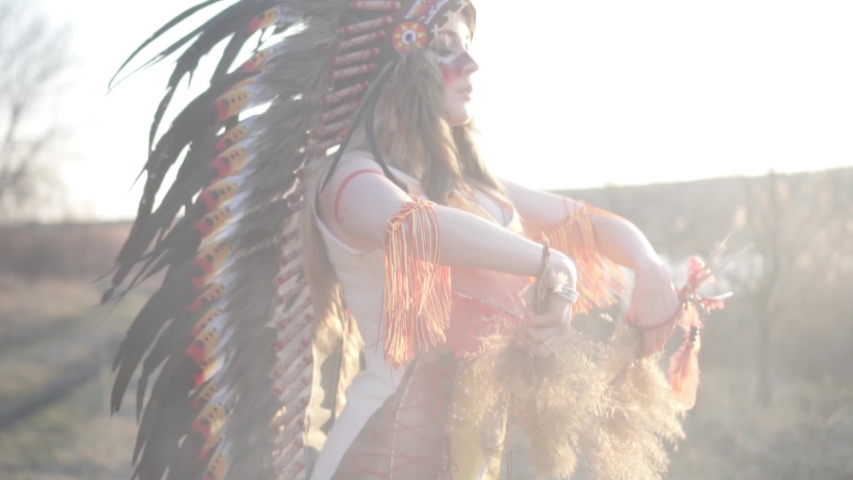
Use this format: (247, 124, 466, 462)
(371, 199, 567, 278)
(589, 214, 662, 271)
(328, 159, 570, 280)
(503, 179, 659, 271)
(431, 204, 558, 277)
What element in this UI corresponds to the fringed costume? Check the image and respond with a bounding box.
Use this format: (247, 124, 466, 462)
(103, 1, 728, 479)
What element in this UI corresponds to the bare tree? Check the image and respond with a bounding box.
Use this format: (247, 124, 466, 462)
(0, 0, 72, 217)
(734, 168, 853, 406)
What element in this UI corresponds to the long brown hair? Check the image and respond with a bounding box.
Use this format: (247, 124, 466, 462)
(347, 49, 504, 203)
(303, 9, 504, 342)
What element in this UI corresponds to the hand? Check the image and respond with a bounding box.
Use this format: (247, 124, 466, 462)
(627, 258, 682, 357)
(521, 252, 577, 357)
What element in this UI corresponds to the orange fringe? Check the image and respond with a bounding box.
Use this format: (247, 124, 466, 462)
(540, 201, 627, 314)
(382, 200, 452, 368)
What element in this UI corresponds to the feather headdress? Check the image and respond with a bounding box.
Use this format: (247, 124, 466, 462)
(104, 2, 474, 479)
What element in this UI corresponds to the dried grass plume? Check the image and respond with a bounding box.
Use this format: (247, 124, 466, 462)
(463, 322, 686, 479)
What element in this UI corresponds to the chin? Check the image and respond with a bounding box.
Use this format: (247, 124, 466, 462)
(446, 105, 474, 127)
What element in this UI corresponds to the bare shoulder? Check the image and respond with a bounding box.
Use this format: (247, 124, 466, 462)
(499, 177, 546, 202)
(319, 151, 384, 196)
(332, 150, 385, 177)
(315, 151, 380, 212)
(496, 177, 575, 234)
(314, 150, 414, 238)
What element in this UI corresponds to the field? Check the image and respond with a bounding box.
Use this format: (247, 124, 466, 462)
(0, 276, 850, 479)
(1, 168, 851, 479)
(0, 276, 146, 480)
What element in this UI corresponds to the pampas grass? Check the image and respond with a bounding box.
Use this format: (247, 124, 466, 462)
(459, 323, 686, 480)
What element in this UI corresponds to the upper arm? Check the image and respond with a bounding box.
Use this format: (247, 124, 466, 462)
(501, 179, 581, 237)
(317, 152, 413, 249)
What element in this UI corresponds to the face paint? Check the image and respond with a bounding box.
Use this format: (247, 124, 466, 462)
(439, 51, 475, 83)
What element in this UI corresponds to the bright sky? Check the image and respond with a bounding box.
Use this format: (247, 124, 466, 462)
(41, 0, 853, 221)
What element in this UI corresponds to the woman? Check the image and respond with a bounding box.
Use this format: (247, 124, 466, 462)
(105, 1, 684, 479)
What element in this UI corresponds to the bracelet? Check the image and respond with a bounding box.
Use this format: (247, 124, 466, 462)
(553, 284, 580, 304)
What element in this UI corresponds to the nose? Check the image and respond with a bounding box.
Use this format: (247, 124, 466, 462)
(460, 52, 479, 76)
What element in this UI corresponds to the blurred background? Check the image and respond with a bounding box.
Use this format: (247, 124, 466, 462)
(0, 0, 851, 478)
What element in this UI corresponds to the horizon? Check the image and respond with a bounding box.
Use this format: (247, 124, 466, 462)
(5, 165, 846, 226)
(27, 0, 853, 222)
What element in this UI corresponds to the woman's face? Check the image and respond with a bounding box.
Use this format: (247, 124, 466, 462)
(433, 11, 479, 127)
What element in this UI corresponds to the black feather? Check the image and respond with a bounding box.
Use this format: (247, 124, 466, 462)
(135, 316, 184, 421)
(213, 30, 252, 82)
(134, 362, 195, 479)
(167, 431, 210, 480)
(148, 87, 177, 157)
(174, 123, 221, 187)
(137, 67, 254, 208)
(133, 287, 223, 423)
(108, 0, 229, 90)
(105, 2, 314, 479)
(112, 1, 273, 276)
(113, 74, 245, 276)
(111, 261, 203, 413)
(122, 129, 223, 292)
(143, 0, 277, 151)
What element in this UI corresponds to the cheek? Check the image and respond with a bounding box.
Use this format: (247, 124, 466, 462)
(439, 52, 473, 85)
(439, 61, 457, 85)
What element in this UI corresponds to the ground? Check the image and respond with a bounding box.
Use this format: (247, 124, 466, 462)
(0, 276, 850, 479)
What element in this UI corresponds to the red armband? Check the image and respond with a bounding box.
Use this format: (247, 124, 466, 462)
(540, 200, 627, 314)
(334, 168, 385, 225)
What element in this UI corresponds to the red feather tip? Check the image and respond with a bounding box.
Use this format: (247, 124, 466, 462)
(186, 340, 208, 365)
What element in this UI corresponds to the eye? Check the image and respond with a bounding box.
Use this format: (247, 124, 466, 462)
(430, 37, 454, 57)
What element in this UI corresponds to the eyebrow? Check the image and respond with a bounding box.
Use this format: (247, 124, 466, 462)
(436, 29, 470, 44)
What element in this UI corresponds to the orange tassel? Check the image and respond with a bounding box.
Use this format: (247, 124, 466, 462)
(668, 325, 701, 409)
(540, 201, 627, 314)
(382, 200, 452, 368)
